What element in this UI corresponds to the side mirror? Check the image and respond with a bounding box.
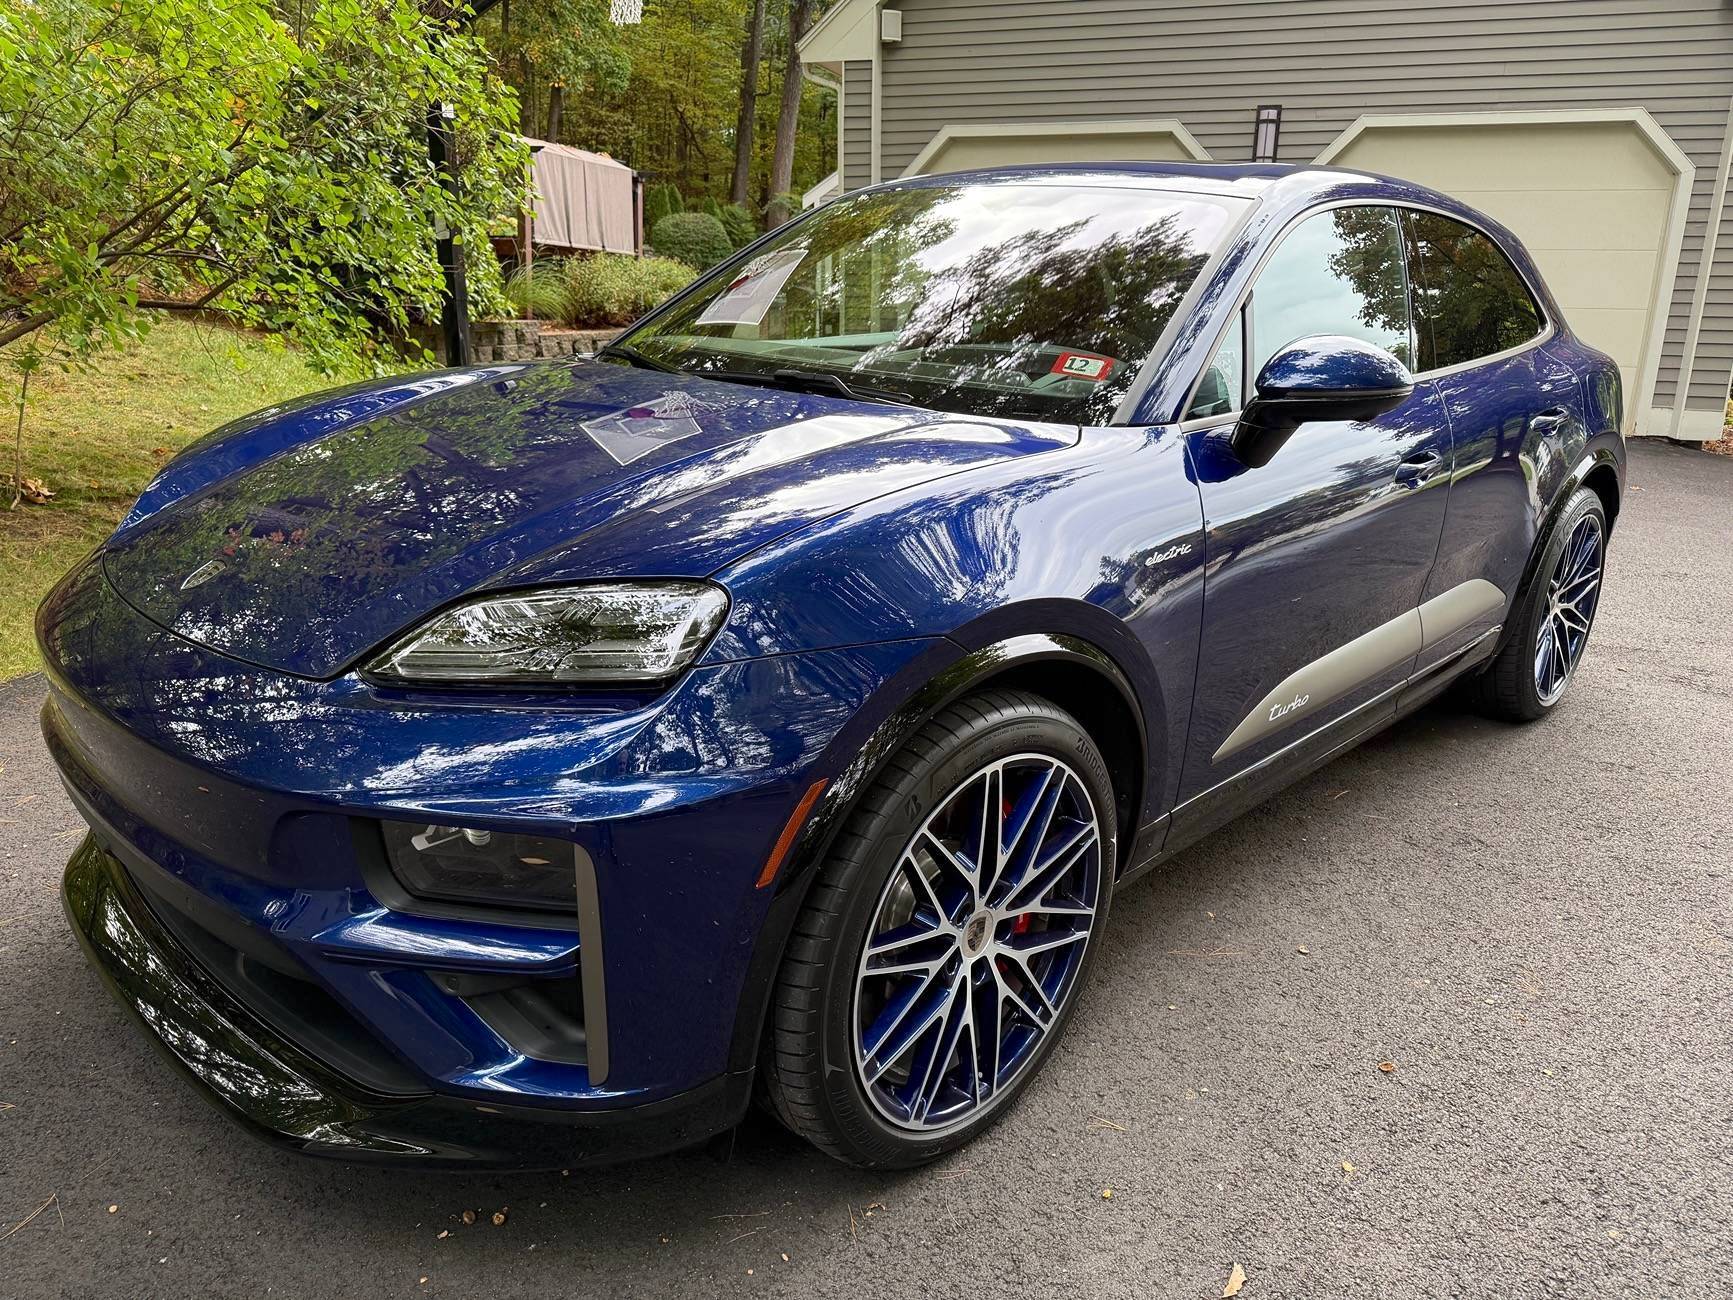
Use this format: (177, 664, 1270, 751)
(1231, 335, 1415, 468)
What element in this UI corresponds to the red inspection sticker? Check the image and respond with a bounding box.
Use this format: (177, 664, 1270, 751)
(1050, 351, 1115, 381)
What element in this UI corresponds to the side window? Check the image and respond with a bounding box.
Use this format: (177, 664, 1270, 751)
(1186, 307, 1245, 419)
(1250, 206, 1413, 376)
(1403, 210, 1544, 371)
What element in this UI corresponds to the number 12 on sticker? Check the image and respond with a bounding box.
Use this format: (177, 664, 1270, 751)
(1051, 351, 1115, 381)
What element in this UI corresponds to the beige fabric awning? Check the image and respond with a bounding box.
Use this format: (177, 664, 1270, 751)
(523, 138, 636, 253)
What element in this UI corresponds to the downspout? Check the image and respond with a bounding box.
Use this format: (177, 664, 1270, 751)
(802, 64, 843, 194)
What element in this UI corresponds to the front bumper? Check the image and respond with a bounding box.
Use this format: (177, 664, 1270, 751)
(62, 835, 747, 1167)
(39, 551, 950, 1160)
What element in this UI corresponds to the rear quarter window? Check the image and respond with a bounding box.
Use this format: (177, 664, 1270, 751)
(1402, 211, 1544, 371)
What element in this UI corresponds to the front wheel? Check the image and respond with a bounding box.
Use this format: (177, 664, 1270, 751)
(760, 690, 1117, 1167)
(1465, 486, 1608, 721)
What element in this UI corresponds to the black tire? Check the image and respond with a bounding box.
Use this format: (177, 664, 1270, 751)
(1462, 485, 1608, 722)
(759, 689, 1118, 1168)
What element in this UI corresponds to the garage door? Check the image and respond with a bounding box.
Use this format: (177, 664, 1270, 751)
(906, 120, 1207, 177)
(1320, 117, 1687, 424)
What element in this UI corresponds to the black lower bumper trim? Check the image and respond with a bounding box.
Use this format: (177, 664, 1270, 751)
(61, 835, 751, 1168)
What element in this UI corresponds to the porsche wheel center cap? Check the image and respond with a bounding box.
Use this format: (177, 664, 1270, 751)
(962, 911, 993, 957)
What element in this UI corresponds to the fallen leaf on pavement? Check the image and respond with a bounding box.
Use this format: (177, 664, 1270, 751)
(1378, 1061, 1396, 1073)
(1223, 1262, 1247, 1296)
(491, 1209, 507, 1226)
(460, 1209, 476, 1225)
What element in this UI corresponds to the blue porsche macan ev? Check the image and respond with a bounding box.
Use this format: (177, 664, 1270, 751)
(40, 163, 1622, 1169)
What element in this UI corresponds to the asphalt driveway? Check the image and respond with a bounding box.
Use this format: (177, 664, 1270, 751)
(2, 439, 1729, 1300)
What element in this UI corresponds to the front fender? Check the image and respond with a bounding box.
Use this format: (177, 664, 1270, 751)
(721, 629, 1162, 1075)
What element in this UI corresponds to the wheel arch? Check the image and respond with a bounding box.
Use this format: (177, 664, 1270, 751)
(1496, 438, 1622, 660)
(1581, 459, 1621, 530)
(724, 627, 1154, 1075)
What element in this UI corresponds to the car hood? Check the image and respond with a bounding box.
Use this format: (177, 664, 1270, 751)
(102, 359, 1075, 678)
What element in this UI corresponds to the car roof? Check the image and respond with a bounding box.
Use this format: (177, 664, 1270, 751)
(868, 161, 1396, 202)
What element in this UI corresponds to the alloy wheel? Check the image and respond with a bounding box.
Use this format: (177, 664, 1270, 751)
(851, 754, 1105, 1132)
(1535, 512, 1605, 705)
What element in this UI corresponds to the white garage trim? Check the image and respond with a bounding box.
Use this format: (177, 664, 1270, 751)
(1670, 93, 1733, 439)
(899, 119, 1212, 178)
(1317, 109, 1693, 437)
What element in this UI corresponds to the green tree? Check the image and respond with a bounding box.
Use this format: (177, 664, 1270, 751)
(0, 0, 528, 371)
(557, 0, 833, 223)
(730, 0, 769, 205)
(476, 0, 631, 139)
(764, 0, 813, 228)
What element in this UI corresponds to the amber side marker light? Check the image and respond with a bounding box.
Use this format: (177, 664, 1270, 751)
(756, 778, 829, 889)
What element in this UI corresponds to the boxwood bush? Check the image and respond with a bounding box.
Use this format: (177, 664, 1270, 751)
(648, 212, 733, 270)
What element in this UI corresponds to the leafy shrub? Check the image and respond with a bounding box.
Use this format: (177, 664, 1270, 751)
(0, 0, 524, 371)
(648, 212, 733, 271)
(503, 260, 570, 319)
(561, 254, 696, 328)
(718, 202, 759, 250)
(643, 182, 684, 228)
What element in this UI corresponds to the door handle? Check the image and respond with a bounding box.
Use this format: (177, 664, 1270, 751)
(1531, 406, 1570, 437)
(1394, 449, 1445, 488)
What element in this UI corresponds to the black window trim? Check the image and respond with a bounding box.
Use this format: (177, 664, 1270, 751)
(1176, 197, 1555, 431)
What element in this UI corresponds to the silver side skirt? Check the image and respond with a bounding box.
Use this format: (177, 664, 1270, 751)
(1212, 579, 1505, 763)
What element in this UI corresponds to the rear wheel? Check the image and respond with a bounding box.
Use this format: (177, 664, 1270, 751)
(760, 690, 1116, 1167)
(1464, 486, 1607, 721)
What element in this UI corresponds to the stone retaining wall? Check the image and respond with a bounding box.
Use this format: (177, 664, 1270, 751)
(407, 320, 617, 366)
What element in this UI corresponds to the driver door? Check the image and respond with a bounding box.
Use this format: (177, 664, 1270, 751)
(1173, 204, 1453, 830)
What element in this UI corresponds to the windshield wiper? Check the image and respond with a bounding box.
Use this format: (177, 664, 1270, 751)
(703, 367, 914, 406)
(593, 342, 680, 373)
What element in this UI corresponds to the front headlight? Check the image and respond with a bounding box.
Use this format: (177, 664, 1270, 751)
(366, 581, 729, 686)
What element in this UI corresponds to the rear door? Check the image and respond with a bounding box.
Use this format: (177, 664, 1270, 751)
(1175, 203, 1453, 812)
(1400, 208, 1578, 675)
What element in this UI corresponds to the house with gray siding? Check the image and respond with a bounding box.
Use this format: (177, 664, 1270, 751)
(799, 0, 1733, 440)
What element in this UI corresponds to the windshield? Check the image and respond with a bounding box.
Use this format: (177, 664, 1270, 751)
(616, 182, 1246, 424)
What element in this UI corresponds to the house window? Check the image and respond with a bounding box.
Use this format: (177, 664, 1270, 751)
(1253, 105, 1282, 162)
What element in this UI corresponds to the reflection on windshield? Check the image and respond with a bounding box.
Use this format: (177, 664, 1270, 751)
(622, 182, 1246, 424)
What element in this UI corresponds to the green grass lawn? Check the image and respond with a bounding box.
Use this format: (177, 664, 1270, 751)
(0, 318, 361, 679)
